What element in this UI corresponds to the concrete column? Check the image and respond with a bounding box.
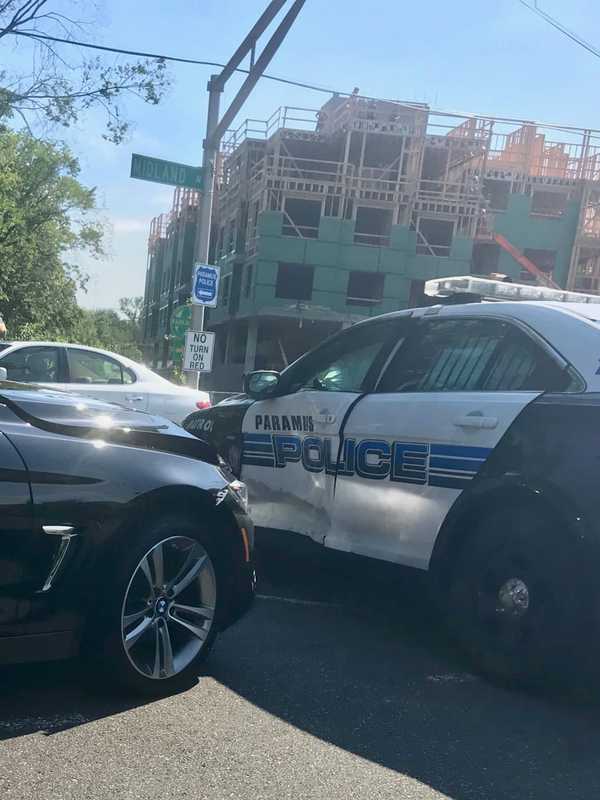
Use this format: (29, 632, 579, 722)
(244, 318, 258, 373)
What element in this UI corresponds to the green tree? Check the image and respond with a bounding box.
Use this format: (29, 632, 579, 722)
(0, 1, 169, 143)
(0, 126, 102, 339)
(72, 299, 144, 361)
(118, 296, 143, 328)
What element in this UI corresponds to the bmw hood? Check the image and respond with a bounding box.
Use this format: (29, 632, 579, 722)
(0, 383, 219, 464)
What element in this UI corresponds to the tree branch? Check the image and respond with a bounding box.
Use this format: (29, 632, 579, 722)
(3, 1, 50, 36)
(0, 1, 170, 141)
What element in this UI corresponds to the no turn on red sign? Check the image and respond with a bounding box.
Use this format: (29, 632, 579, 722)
(183, 330, 215, 373)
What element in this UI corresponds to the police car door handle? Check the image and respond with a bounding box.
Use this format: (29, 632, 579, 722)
(454, 415, 498, 430)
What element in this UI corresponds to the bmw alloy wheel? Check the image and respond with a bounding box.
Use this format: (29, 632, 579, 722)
(121, 536, 217, 680)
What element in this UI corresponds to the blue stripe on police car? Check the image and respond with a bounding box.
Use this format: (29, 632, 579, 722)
(242, 433, 492, 490)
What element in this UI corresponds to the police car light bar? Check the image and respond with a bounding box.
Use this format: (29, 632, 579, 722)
(425, 276, 600, 305)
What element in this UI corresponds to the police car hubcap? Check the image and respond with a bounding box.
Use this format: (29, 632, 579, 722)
(497, 578, 530, 617)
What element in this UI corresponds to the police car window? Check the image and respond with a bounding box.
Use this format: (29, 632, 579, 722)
(482, 328, 569, 391)
(1, 346, 60, 382)
(378, 318, 567, 393)
(286, 321, 397, 393)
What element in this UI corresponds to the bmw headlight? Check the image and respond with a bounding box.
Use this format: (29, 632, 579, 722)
(216, 456, 249, 511)
(228, 479, 249, 512)
(216, 469, 249, 512)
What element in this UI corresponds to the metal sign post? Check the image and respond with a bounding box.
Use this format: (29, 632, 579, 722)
(187, 0, 306, 388)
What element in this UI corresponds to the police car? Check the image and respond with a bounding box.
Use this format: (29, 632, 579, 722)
(184, 277, 600, 689)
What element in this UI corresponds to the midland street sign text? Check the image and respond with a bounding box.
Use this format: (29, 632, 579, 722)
(130, 153, 203, 190)
(183, 331, 215, 373)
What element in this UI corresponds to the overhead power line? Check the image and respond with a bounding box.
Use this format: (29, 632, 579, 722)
(3, 26, 600, 139)
(1, 28, 341, 96)
(518, 1, 600, 60)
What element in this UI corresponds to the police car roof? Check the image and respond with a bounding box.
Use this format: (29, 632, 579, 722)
(446, 300, 600, 322)
(374, 300, 600, 325)
(534, 302, 600, 323)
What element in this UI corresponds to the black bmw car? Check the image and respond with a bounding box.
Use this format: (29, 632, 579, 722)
(0, 382, 254, 694)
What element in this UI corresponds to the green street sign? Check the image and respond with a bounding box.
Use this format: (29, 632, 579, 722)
(130, 153, 203, 190)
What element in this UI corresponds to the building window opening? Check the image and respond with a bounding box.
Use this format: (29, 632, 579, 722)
(483, 179, 510, 211)
(354, 206, 393, 247)
(249, 201, 260, 240)
(421, 146, 449, 182)
(282, 198, 321, 239)
(348, 132, 363, 167)
(363, 135, 403, 174)
(222, 274, 231, 306)
(531, 190, 567, 216)
(275, 262, 314, 301)
(575, 249, 600, 293)
(227, 222, 236, 252)
(236, 202, 249, 253)
(522, 248, 556, 283)
(346, 271, 385, 306)
(416, 218, 454, 256)
(324, 195, 341, 217)
(244, 263, 254, 298)
(216, 332, 227, 364)
(231, 323, 248, 365)
(472, 242, 500, 275)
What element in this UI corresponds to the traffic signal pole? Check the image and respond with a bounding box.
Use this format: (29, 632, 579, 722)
(188, 0, 306, 387)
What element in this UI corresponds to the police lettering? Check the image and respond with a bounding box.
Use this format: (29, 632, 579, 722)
(274, 435, 301, 468)
(242, 433, 492, 489)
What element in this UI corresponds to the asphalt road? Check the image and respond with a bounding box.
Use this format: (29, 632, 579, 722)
(2, 535, 600, 800)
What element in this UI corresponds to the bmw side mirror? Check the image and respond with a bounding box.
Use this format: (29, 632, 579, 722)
(243, 370, 281, 399)
(0, 367, 7, 381)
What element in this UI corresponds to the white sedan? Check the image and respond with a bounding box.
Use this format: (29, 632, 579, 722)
(0, 341, 210, 424)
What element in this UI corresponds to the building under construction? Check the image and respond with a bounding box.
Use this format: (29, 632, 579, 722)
(141, 95, 600, 389)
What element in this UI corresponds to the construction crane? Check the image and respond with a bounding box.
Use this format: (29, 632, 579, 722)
(492, 233, 561, 290)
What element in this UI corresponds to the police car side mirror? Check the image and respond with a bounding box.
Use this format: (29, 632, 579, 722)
(244, 370, 281, 399)
(0, 367, 6, 381)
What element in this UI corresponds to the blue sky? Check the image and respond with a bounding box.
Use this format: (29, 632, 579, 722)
(5, 0, 600, 307)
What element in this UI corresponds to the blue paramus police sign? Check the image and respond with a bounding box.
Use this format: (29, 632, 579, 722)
(192, 263, 220, 307)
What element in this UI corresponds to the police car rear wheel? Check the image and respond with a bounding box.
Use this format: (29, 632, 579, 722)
(448, 506, 590, 691)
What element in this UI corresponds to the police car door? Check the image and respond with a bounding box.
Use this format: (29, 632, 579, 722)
(328, 312, 570, 568)
(241, 318, 401, 541)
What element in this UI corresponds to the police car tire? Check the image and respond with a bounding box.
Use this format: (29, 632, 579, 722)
(447, 505, 592, 691)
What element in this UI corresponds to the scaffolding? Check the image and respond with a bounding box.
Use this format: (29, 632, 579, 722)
(216, 97, 600, 292)
(142, 186, 203, 352)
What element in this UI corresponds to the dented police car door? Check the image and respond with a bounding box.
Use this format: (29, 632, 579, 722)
(241, 319, 403, 540)
(327, 314, 572, 567)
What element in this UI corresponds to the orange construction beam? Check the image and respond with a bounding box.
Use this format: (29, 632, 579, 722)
(493, 233, 560, 289)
